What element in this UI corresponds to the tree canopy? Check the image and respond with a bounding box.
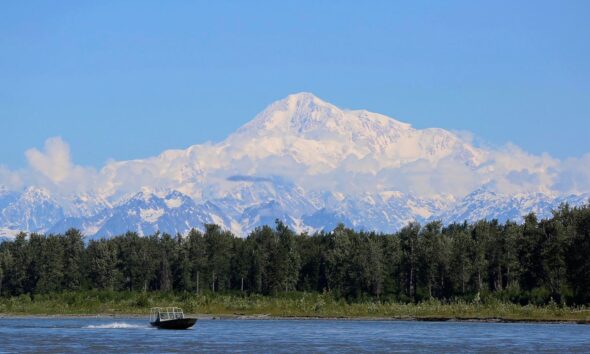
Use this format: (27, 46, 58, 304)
(1, 203, 590, 305)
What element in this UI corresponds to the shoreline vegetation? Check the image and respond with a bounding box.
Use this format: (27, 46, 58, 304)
(1, 291, 589, 324)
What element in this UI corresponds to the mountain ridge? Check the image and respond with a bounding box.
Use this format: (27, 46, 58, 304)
(1, 93, 588, 238)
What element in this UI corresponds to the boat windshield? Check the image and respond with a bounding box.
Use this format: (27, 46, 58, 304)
(150, 307, 184, 322)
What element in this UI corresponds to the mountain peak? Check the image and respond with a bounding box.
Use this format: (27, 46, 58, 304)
(282, 92, 331, 107)
(285, 91, 319, 100)
(233, 92, 392, 139)
(221, 92, 486, 173)
(252, 92, 339, 127)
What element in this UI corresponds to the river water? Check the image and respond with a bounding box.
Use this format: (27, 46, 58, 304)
(0, 317, 588, 353)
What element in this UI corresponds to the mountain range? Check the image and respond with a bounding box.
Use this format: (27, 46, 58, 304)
(1, 93, 588, 239)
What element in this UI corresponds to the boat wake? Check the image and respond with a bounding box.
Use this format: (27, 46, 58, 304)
(84, 322, 147, 329)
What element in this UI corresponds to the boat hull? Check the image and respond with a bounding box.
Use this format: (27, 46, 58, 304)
(150, 318, 197, 330)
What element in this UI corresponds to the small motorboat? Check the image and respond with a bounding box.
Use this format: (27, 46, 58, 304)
(150, 307, 197, 330)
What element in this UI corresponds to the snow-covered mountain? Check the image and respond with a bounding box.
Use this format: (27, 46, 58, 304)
(0, 93, 588, 238)
(436, 187, 590, 224)
(0, 187, 64, 233)
(48, 190, 233, 239)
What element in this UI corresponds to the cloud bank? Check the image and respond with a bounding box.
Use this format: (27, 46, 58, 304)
(1, 130, 589, 201)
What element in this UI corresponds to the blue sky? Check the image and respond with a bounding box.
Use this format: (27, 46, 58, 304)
(1, 1, 588, 169)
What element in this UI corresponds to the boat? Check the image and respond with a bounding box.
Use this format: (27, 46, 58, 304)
(150, 307, 197, 329)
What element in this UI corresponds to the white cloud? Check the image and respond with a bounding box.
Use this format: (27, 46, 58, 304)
(25, 137, 73, 183)
(483, 144, 560, 194)
(552, 154, 590, 194)
(0, 165, 23, 190)
(0, 137, 98, 195)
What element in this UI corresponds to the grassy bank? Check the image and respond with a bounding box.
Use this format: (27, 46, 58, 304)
(1, 291, 589, 323)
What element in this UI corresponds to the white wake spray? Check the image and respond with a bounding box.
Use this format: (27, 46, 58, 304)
(84, 322, 147, 329)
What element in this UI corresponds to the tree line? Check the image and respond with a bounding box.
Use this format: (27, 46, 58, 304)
(0, 203, 589, 305)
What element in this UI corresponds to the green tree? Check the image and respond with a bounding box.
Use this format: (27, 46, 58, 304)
(471, 221, 492, 293)
(185, 228, 207, 293)
(540, 218, 569, 302)
(0, 247, 14, 296)
(62, 229, 84, 290)
(86, 240, 117, 290)
(518, 213, 545, 292)
(117, 232, 156, 291)
(447, 223, 473, 295)
(273, 220, 301, 293)
(399, 222, 420, 300)
(35, 235, 65, 294)
(418, 221, 446, 299)
(567, 204, 590, 303)
(204, 224, 232, 292)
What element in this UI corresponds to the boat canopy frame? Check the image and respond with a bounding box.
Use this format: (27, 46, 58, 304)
(150, 307, 185, 322)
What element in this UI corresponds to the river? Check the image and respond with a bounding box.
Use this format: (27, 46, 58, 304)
(0, 317, 588, 353)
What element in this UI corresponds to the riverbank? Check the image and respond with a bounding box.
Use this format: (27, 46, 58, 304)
(1, 291, 589, 324)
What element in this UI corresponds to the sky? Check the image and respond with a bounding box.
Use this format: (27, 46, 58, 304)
(1, 1, 589, 170)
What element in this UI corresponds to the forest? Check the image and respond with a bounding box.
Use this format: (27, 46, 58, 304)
(0, 202, 589, 307)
